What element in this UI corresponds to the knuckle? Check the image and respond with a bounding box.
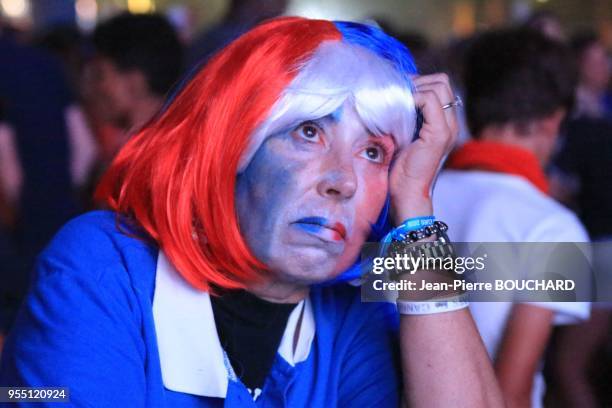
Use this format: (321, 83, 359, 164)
(429, 72, 448, 83)
(420, 90, 436, 101)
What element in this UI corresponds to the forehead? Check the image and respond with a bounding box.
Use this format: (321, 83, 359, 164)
(237, 41, 415, 172)
(318, 104, 370, 136)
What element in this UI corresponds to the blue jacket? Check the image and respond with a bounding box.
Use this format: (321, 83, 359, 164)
(1, 211, 400, 407)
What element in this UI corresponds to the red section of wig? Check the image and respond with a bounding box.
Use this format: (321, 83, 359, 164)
(95, 17, 342, 291)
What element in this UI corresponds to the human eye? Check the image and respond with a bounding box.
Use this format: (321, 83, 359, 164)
(293, 121, 323, 144)
(360, 142, 391, 164)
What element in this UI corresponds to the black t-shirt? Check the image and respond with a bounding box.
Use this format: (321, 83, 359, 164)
(210, 289, 298, 396)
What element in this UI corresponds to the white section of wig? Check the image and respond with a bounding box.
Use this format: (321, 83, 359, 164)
(237, 40, 417, 172)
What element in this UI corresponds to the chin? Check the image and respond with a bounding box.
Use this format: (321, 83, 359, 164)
(267, 247, 343, 285)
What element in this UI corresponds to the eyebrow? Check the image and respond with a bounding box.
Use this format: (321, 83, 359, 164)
(311, 116, 333, 129)
(293, 109, 399, 152)
(310, 114, 397, 144)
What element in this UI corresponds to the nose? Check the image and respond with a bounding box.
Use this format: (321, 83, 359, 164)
(316, 158, 358, 200)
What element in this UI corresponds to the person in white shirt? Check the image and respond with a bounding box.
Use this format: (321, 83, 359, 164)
(434, 28, 590, 408)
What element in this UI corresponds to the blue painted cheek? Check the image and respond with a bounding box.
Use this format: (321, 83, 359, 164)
(235, 137, 298, 262)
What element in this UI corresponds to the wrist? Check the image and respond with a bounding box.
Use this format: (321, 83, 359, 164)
(397, 299, 469, 315)
(392, 200, 433, 225)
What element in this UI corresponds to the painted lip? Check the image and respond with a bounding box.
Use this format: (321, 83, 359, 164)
(292, 216, 347, 241)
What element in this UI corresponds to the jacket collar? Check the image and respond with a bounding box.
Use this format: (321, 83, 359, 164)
(152, 251, 315, 398)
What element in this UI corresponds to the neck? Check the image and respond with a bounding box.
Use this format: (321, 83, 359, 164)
(447, 138, 550, 194)
(478, 126, 547, 166)
(247, 280, 309, 304)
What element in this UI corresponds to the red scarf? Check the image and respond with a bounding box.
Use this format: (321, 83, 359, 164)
(445, 140, 549, 194)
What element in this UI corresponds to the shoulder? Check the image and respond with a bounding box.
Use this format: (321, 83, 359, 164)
(435, 170, 536, 217)
(37, 210, 158, 291)
(523, 200, 588, 242)
(7, 211, 159, 357)
(436, 170, 588, 242)
(437, 170, 544, 210)
(1, 211, 154, 404)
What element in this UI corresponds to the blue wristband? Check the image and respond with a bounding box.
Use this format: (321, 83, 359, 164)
(380, 215, 435, 255)
(396, 215, 435, 232)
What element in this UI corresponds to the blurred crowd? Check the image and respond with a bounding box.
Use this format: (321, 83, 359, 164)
(0, 1, 611, 406)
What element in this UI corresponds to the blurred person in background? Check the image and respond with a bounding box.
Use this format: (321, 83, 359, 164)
(187, 0, 288, 68)
(0, 102, 21, 229)
(549, 118, 612, 408)
(433, 28, 590, 408)
(87, 12, 183, 166)
(570, 31, 612, 120)
(0, 24, 87, 346)
(547, 31, 612, 408)
(35, 25, 88, 97)
(34, 24, 99, 203)
(524, 10, 566, 42)
(0, 99, 21, 355)
(526, 18, 612, 408)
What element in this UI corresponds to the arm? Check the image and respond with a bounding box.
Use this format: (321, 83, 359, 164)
(400, 310, 502, 407)
(494, 304, 554, 408)
(0, 122, 22, 226)
(65, 104, 98, 188)
(391, 73, 503, 407)
(552, 308, 610, 408)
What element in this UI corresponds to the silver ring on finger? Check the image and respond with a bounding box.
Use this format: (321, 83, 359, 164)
(441, 95, 462, 110)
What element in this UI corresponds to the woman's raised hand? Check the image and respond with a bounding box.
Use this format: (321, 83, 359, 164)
(389, 73, 459, 224)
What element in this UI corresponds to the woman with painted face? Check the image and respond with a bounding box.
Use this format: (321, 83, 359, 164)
(0, 18, 502, 407)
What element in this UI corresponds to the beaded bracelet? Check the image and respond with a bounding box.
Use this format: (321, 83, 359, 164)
(380, 215, 435, 256)
(378, 218, 469, 315)
(391, 221, 449, 244)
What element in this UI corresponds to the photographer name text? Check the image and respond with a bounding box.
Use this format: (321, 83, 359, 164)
(372, 279, 576, 292)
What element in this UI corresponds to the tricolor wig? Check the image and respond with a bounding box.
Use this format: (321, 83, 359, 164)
(96, 17, 418, 291)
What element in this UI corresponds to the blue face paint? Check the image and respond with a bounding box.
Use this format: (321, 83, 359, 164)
(235, 104, 390, 286)
(235, 137, 295, 260)
(330, 105, 343, 122)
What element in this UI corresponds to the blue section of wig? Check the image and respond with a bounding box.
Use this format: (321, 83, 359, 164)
(334, 21, 418, 78)
(335, 21, 423, 145)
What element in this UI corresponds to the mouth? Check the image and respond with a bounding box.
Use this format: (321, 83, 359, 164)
(292, 217, 347, 242)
